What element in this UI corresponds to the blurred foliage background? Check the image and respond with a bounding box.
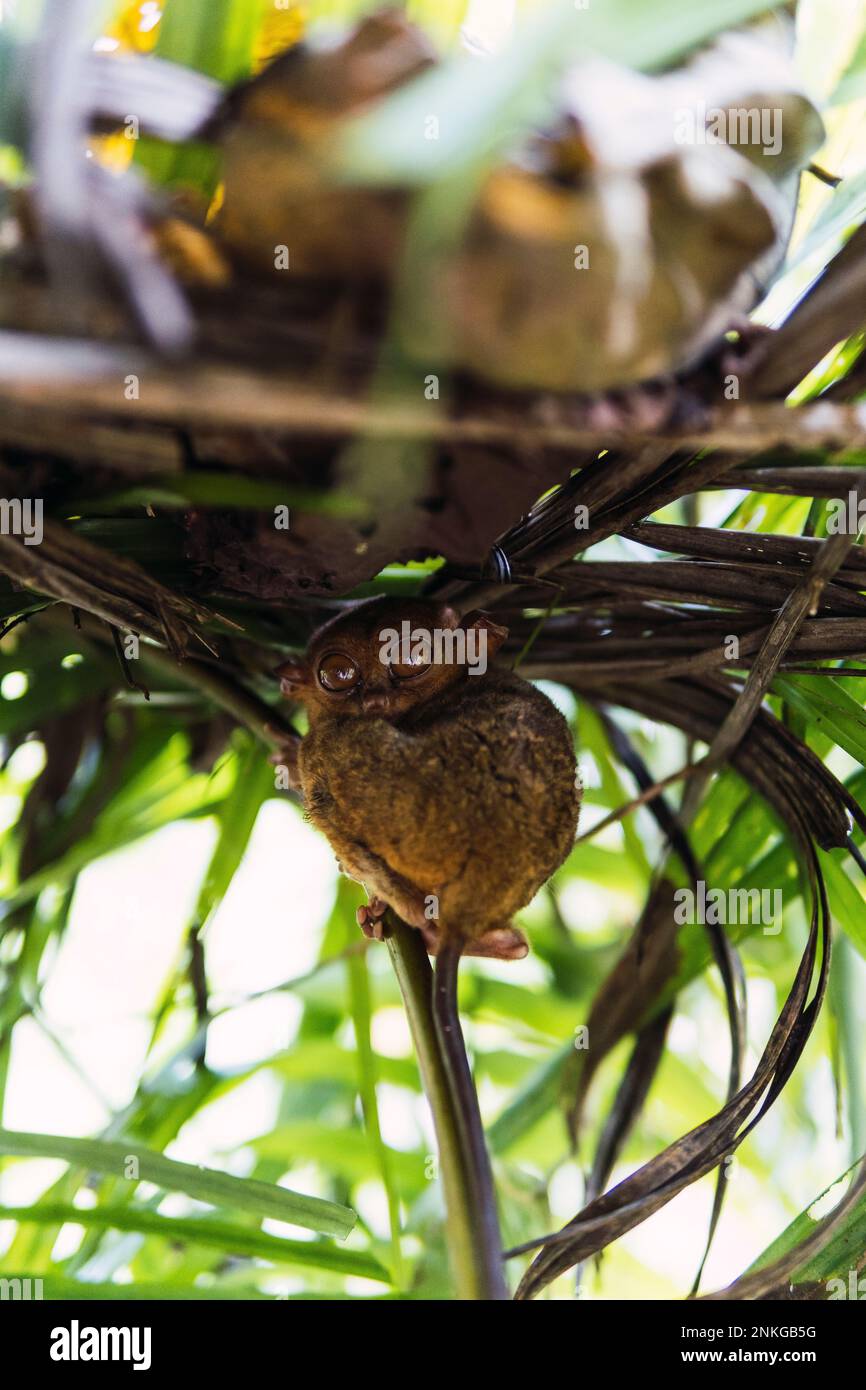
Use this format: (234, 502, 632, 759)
(1, 0, 866, 1301)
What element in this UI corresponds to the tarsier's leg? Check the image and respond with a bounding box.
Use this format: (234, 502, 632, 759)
(317, 823, 433, 943)
(302, 800, 425, 927)
(348, 857, 513, 958)
(361, 871, 525, 955)
(312, 797, 526, 958)
(433, 872, 529, 959)
(335, 840, 430, 934)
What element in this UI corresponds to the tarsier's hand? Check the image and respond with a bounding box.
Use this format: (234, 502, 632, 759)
(268, 733, 302, 793)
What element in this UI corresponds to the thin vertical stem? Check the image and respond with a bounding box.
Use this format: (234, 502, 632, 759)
(385, 913, 508, 1300)
(346, 941, 406, 1289)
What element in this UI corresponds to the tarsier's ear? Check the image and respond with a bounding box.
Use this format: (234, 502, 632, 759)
(460, 610, 509, 658)
(275, 657, 312, 699)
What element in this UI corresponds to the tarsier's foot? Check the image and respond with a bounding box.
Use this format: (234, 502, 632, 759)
(357, 897, 388, 942)
(465, 924, 529, 960)
(419, 921, 528, 960)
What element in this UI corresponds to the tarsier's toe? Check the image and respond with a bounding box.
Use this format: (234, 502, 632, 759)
(357, 898, 388, 942)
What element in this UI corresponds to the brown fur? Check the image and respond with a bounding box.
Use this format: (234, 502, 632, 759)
(279, 597, 580, 957)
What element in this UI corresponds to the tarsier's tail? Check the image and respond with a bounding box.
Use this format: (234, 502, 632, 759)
(433, 936, 510, 1300)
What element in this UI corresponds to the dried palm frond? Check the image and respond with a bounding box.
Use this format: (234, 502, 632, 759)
(2, 0, 866, 1304)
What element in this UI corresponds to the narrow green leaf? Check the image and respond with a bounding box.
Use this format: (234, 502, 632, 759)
(137, 0, 259, 194)
(0, 1272, 274, 1299)
(820, 851, 866, 961)
(488, 1044, 571, 1155)
(342, 879, 404, 1284)
(774, 675, 866, 767)
(0, 1131, 355, 1239)
(193, 736, 272, 928)
(154, 0, 260, 83)
(0, 1203, 388, 1282)
(747, 1156, 866, 1286)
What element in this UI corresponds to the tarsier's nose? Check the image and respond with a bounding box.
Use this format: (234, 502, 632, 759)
(362, 689, 389, 715)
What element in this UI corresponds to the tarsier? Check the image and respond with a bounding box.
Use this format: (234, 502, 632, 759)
(277, 596, 579, 1295)
(276, 597, 580, 962)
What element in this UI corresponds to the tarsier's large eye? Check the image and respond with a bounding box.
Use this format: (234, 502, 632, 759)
(389, 654, 432, 680)
(318, 651, 360, 692)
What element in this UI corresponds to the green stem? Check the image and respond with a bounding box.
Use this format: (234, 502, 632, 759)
(346, 940, 406, 1290)
(384, 913, 506, 1300)
(832, 933, 866, 1162)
